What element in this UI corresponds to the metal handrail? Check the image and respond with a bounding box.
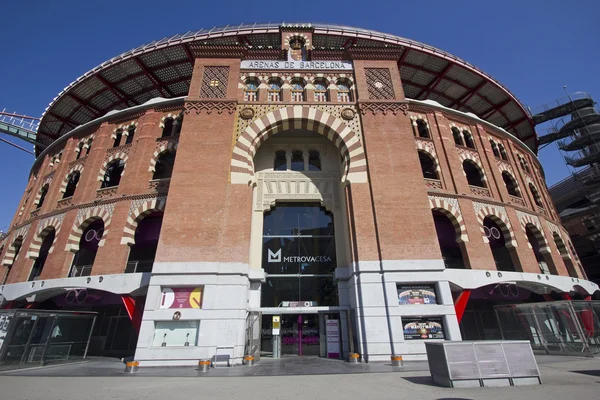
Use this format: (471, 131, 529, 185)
(125, 260, 154, 273)
(69, 264, 93, 277)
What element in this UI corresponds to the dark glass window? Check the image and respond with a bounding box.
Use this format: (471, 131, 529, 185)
(417, 119, 429, 138)
(274, 150, 287, 171)
(37, 185, 49, 209)
(261, 203, 337, 307)
(490, 140, 500, 157)
(419, 151, 438, 179)
(63, 171, 80, 199)
(290, 150, 304, 171)
(463, 131, 475, 148)
(502, 172, 520, 197)
(452, 128, 464, 146)
(153, 151, 176, 180)
(125, 127, 135, 144)
(113, 130, 123, 147)
(101, 159, 125, 188)
(308, 150, 321, 171)
(162, 119, 174, 137)
(28, 229, 55, 281)
(463, 160, 485, 187)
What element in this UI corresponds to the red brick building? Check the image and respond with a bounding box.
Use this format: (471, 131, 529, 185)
(0, 23, 597, 366)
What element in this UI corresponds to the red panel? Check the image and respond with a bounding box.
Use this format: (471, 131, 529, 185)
(454, 290, 471, 324)
(542, 294, 553, 301)
(121, 295, 136, 321)
(560, 293, 571, 300)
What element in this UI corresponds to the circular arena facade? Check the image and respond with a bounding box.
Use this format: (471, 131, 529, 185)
(0, 23, 598, 365)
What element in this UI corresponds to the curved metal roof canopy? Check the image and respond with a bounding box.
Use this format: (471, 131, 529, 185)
(37, 22, 536, 154)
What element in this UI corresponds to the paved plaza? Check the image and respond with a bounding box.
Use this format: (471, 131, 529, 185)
(0, 355, 599, 399)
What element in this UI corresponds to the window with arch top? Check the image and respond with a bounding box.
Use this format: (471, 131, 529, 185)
(244, 78, 259, 101)
(415, 119, 430, 138)
(76, 142, 84, 160)
(291, 150, 304, 171)
(101, 159, 125, 188)
(502, 171, 520, 197)
(274, 150, 287, 171)
(153, 151, 176, 180)
(463, 130, 475, 148)
(529, 183, 543, 207)
(113, 130, 123, 147)
(419, 151, 439, 180)
(314, 78, 328, 102)
(267, 79, 282, 102)
(63, 171, 80, 199)
(490, 140, 500, 158)
(125, 126, 135, 145)
(452, 127, 464, 146)
(498, 144, 509, 161)
(308, 150, 321, 171)
(336, 79, 352, 102)
(37, 184, 49, 209)
(463, 160, 486, 187)
(290, 78, 305, 102)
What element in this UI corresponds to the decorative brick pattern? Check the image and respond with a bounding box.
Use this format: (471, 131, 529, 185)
(516, 210, 549, 252)
(472, 201, 517, 247)
(121, 196, 167, 245)
(365, 68, 395, 100)
(359, 102, 408, 116)
(26, 213, 65, 259)
(2, 224, 31, 266)
(199, 66, 229, 98)
(231, 106, 366, 184)
(185, 100, 236, 115)
(425, 178, 442, 190)
(65, 204, 115, 251)
(428, 195, 469, 242)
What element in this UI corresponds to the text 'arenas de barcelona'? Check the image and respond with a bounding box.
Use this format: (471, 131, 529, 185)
(0, 23, 597, 367)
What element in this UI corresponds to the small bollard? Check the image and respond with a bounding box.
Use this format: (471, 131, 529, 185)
(124, 361, 139, 373)
(391, 355, 403, 367)
(197, 359, 211, 372)
(243, 355, 255, 366)
(348, 353, 360, 364)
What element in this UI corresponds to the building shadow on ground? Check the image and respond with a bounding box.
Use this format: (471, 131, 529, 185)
(571, 370, 600, 377)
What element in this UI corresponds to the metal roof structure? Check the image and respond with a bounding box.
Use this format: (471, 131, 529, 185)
(36, 22, 536, 154)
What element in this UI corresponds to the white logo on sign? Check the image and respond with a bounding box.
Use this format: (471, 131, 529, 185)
(268, 248, 281, 263)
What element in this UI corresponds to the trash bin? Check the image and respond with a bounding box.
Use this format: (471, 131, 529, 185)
(197, 359, 211, 372)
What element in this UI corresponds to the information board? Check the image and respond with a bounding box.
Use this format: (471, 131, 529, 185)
(397, 284, 437, 305)
(326, 319, 340, 358)
(160, 287, 203, 309)
(403, 317, 445, 340)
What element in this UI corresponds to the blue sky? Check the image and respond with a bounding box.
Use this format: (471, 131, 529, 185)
(0, 0, 598, 232)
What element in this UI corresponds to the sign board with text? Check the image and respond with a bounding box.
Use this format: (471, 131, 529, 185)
(160, 287, 203, 309)
(241, 60, 353, 71)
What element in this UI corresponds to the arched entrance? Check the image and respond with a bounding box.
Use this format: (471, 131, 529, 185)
(250, 128, 352, 359)
(483, 216, 520, 272)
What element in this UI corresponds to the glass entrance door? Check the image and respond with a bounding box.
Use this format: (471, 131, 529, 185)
(281, 314, 320, 356)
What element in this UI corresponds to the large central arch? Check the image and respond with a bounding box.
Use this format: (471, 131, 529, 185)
(230, 106, 367, 184)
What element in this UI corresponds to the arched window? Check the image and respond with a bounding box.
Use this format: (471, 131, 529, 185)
(76, 142, 84, 160)
(463, 131, 475, 148)
(463, 160, 486, 187)
(314, 79, 328, 102)
(37, 184, 49, 209)
(274, 150, 287, 171)
(113, 130, 123, 147)
(525, 225, 557, 275)
(268, 79, 282, 102)
(85, 138, 93, 156)
(125, 126, 135, 145)
(63, 171, 80, 199)
(490, 140, 500, 158)
(432, 210, 466, 269)
(244, 78, 259, 101)
(498, 144, 508, 161)
(161, 116, 182, 138)
(524, 159, 531, 173)
(529, 183, 543, 207)
(291, 150, 304, 171)
(290, 79, 305, 102)
(308, 150, 321, 171)
(502, 171, 520, 197)
(484, 217, 517, 272)
(126, 212, 163, 273)
(2, 236, 23, 284)
(28, 228, 55, 281)
(153, 151, 176, 180)
(416, 119, 429, 138)
(70, 219, 103, 277)
(553, 233, 579, 278)
(452, 127, 464, 146)
(419, 151, 439, 179)
(337, 80, 352, 102)
(101, 159, 125, 188)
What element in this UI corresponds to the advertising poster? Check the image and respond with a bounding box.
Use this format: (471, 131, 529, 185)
(403, 317, 445, 340)
(160, 287, 203, 309)
(326, 319, 340, 358)
(397, 285, 437, 305)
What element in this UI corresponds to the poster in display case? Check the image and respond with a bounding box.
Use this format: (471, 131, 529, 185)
(403, 317, 445, 340)
(397, 284, 437, 305)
